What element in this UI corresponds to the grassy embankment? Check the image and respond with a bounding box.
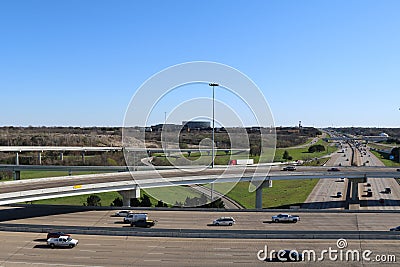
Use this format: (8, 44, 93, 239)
(370, 150, 400, 167)
(17, 171, 201, 206)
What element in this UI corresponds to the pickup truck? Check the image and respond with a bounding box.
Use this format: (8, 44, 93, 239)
(130, 219, 156, 228)
(272, 214, 300, 223)
(47, 236, 78, 248)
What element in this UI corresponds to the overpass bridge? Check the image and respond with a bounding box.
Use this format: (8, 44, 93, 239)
(1, 166, 399, 208)
(0, 146, 249, 165)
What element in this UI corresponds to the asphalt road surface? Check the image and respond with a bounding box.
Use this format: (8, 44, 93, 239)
(302, 142, 351, 209)
(304, 142, 400, 210)
(1, 206, 400, 232)
(0, 231, 398, 267)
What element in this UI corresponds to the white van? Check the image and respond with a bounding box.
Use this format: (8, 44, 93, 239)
(123, 213, 148, 223)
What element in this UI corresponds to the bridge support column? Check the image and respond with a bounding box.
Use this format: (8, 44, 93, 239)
(15, 152, 19, 165)
(119, 187, 140, 207)
(351, 181, 359, 201)
(349, 176, 367, 202)
(210, 183, 214, 202)
(38, 152, 42, 165)
(13, 170, 20, 180)
(255, 180, 273, 209)
(60, 152, 64, 161)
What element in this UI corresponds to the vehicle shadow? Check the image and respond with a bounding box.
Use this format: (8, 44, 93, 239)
(113, 221, 126, 224)
(0, 205, 97, 223)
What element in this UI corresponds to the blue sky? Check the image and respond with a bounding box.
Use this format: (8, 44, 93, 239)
(0, 0, 399, 127)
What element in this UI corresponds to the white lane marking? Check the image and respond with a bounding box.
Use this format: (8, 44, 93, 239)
(143, 259, 161, 262)
(78, 249, 97, 253)
(213, 247, 231, 250)
(148, 252, 164, 255)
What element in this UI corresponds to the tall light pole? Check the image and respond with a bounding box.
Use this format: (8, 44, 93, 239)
(209, 83, 219, 168)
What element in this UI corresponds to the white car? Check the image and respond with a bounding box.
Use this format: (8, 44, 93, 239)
(114, 210, 132, 217)
(212, 217, 235, 226)
(47, 236, 78, 248)
(272, 214, 300, 223)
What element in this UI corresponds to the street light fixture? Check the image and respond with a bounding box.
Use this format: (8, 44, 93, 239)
(209, 83, 219, 168)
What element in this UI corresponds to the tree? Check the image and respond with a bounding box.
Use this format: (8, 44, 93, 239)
(140, 194, 152, 207)
(130, 198, 141, 207)
(250, 145, 261, 156)
(201, 198, 225, 208)
(282, 150, 290, 160)
(308, 144, 325, 153)
(155, 200, 168, 207)
(110, 197, 123, 207)
(391, 147, 400, 162)
(85, 194, 101, 206)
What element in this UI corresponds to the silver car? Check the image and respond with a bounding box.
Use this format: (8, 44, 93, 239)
(212, 217, 235, 226)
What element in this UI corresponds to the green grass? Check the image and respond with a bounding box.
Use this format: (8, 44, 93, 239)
(31, 186, 203, 207)
(275, 139, 336, 162)
(152, 139, 336, 166)
(32, 191, 123, 206)
(370, 150, 400, 167)
(142, 186, 203, 205)
(222, 179, 319, 209)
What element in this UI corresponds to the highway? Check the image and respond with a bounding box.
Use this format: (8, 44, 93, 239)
(0, 206, 400, 266)
(1, 206, 400, 234)
(303, 142, 352, 209)
(1, 232, 399, 266)
(304, 140, 400, 210)
(1, 165, 400, 205)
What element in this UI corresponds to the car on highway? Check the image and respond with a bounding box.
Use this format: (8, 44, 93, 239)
(336, 192, 343, 198)
(366, 183, 371, 187)
(131, 219, 156, 228)
(272, 214, 300, 223)
(47, 236, 78, 248)
(124, 213, 148, 223)
(114, 210, 132, 217)
(327, 168, 340, 172)
(384, 187, 392, 194)
(272, 250, 303, 262)
(282, 166, 296, 171)
(379, 198, 385, 204)
(46, 232, 70, 239)
(212, 217, 235, 226)
(397, 168, 400, 172)
(390, 226, 400, 231)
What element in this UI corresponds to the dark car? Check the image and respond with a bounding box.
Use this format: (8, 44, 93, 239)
(282, 166, 296, 171)
(131, 219, 156, 228)
(384, 187, 392, 194)
(390, 226, 400, 231)
(47, 232, 70, 239)
(328, 168, 340, 172)
(273, 250, 303, 262)
(379, 198, 385, 204)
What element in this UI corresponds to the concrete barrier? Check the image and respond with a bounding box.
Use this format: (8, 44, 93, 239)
(0, 222, 399, 240)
